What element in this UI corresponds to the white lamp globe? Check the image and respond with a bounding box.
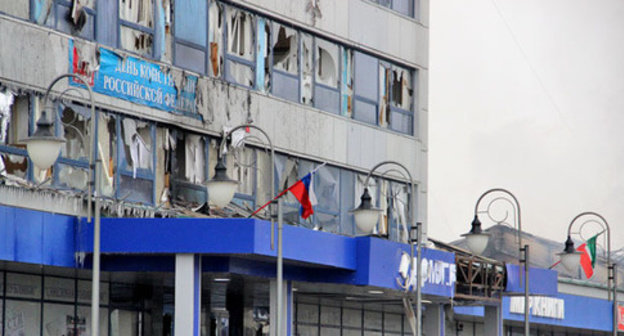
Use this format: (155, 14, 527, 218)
(557, 236, 582, 272)
(461, 215, 491, 255)
(351, 188, 382, 234)
(21, 111, 65, 171)
(205, 156, 239, 208)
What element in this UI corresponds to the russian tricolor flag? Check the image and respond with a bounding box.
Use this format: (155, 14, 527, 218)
(287, 173, 318, 219)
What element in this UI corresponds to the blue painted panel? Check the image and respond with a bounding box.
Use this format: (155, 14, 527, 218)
(502, 293, 612, 331)
(454, 293, 613, 331)
(79, 218, 257, 255)
(506, 264, 558, 296)
(0, 205, 76, 267)
(14, 208, 43, 263)
(42, 212, 76, 267)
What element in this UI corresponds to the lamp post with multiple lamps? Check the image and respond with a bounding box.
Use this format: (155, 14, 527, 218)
(557, 212, 617, 336)
(21, 73, 102, 336)
(204, 124, 285, 335)
(350, 161, 421, 336)
(461, 188, 530, 336)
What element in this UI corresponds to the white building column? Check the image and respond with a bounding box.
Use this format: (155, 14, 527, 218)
(484, 304, 503, 336)
(270, 280, 293, 336)
(175, 254, 201, 336)
(423, 303, 445, 336)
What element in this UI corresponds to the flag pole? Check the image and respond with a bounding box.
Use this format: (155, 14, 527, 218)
(248, 162, 327, 218)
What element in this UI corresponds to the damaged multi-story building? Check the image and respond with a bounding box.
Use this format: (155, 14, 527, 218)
(0, 0, 431, 335)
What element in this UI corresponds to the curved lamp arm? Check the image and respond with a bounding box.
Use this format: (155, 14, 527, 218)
(43, 73, 95, 222)
(474, 188, 522, 251)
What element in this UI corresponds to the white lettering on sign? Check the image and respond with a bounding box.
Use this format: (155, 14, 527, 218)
(396, 252, 456, 291)
(509, 296, 565, 320)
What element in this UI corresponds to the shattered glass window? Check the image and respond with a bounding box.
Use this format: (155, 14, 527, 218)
(121, 118, 153, 173)
(224, 6, 255, 87)
(208, 1, 225, 78)
(119, 0, 155, 57)
(272, 24, 298, 74)
(353, 52, 379, 126)
(314, 38, 340, 114)
(33, 0, 96, 39)
(300, 33, 313, 105)
(59, 102, 90, 162)
(0, 92, 29, 179)
(388, 65, 415, 135)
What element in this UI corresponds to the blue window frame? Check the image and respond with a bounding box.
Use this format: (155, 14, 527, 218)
(169, 128, 209, 205)
(173, 0, 208, 74)
(313, 38, 341, 115)
(388, 65, 415, 134)
(116, 115, 156, 204)
(118, 0, 156, 58)
(31, 0, 96, 40)
(370, 0, 416, 18)
(53, 101, 92, 192)
(270, 22, 299, 103)
(223, 5, 256, 88)
(353, 51, 379, 126)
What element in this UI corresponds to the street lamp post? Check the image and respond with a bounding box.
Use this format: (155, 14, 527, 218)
(558, 212, 617, 336)
(21, 73, 101, 335)
(351, 161, 421, 336)
(461, 188, 529, 336)
(205, 124, 283, 335)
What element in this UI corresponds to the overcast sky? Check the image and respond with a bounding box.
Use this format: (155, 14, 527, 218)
(428, 0, 624, 250)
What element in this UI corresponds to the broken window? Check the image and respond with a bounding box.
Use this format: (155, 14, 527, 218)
(97, 112, 117, 197)
(55, 102, 91, 191)
(224, 6, 255, 88)
(389, 65, 414, 134)
(174, 0, 207, 74)
(389, 182, 410, 243)
(33, 0, 96, 39)
(353, 52, 379, 125)
(271, 23, 299, 102)
(119, 0, 154, 57)
(300, 33, 313, 105)
(314, 38, 340, 114)
(118, 116, 155, 204)
(208, 1, 224, 78)
(0, 91, 29, 180)
(255, 17, 271, 92)
(378, 61, 391, 128)
(228, 146, 256, 211)
(312, 165, 340, 233)
(169, 130, 207, 205)
(341, 47, 354, 118)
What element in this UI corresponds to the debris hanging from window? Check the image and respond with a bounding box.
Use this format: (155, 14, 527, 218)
(272, 25, 298, 74)
(379, 63, 391, 128)
(341, 48, 354, 117)
(301, 34, 313, 105)
(209, 2, 224, 77)
(122, 118, 152, 178)
(227, 7, 254, 61)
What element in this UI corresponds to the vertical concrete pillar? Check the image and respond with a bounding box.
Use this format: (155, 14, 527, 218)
(175, 254, 201, 336)
(423, 303, 445, 336)
(270, 280, 293, 336)
(484, 305, 503, 336)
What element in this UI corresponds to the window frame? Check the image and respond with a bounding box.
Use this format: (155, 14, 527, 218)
(223, 4, 257, 89)
(115, 115, 156, 205)
(169, 128, 210, 205)
(117, 0, 157, 58)
(31, 0, 97, 40)
(172, 0, 209, 74)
